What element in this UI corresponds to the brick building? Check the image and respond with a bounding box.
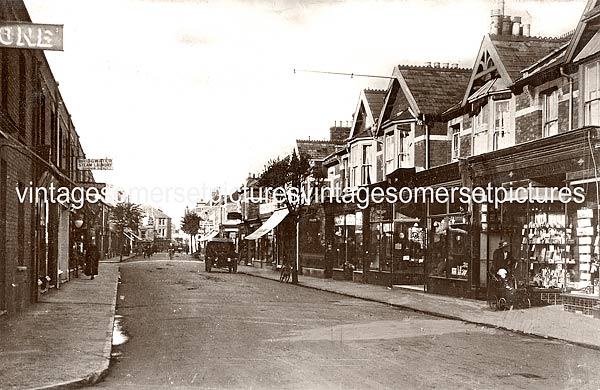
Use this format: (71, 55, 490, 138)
(0, 1, 100, 316)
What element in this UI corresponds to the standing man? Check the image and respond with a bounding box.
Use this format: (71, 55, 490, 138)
(491, 240, 515, 277)
(85, 239, 100, 280)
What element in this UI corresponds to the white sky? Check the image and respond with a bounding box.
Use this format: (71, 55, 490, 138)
(24, 0, 586, 225)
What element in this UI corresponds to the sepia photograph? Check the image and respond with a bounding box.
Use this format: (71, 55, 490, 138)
(1, 0, 600, 388)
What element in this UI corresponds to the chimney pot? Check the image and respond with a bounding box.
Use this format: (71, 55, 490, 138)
(512, 22, 521, 36)
(502, 15, 512, 35)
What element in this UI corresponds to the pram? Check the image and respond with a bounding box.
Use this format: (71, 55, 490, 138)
(487, 268, 531, 311)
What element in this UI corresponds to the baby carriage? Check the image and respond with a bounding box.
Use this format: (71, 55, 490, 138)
(487, 268, 531, 311)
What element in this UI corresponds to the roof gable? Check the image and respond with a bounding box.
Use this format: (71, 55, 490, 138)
(348, 89, 386, 140)
(398, 65, 471, 116)
(462, 34, 569, 105)
(566, 0, 600, 63)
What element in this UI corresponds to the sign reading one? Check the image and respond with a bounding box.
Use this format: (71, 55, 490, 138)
(0, 22, 63, 51)
(77, 158, 113, 171)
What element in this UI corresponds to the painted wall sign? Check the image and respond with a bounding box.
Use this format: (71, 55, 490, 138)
(0, 22, 63, 51)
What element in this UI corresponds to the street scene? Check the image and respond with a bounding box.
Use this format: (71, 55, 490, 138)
(2, 0, 600, 389)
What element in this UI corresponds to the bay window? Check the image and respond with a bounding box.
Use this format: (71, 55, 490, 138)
(584, 61, 600, 126)
(385, 133, 394, 173)
(361, 144, 372, 185)
(493, 100, 509, 151)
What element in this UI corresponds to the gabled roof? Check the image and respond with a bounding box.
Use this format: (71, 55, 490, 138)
(376, 65, 471, 135)
(397, 65, 471, 115)
(348, 89, 386, 140)
(296, 139, 341, 162)
(565, 0, 600, 63)
(492, 34, 570, 81)
(462, 34, 569, 106)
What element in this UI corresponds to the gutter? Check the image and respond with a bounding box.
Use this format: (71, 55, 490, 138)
(560, 65, 573, 132)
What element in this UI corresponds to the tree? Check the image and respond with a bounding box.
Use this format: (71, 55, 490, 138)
(109, 202, 143, 261)
(180, 210, 201, 253)
(258, 150, 313, 284)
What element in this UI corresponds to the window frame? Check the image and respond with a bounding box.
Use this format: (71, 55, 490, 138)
(584, 61, 600, 126)
(542, 88, 559, 137)
(451, 124, 461, 161)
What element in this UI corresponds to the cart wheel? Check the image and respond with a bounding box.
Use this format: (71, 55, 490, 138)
(487, 295, 499, 311)
(498, 298, 508, 311)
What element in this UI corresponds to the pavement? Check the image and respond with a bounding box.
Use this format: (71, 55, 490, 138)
(0, 255, 132, 390)
(0, 256, 599, 390)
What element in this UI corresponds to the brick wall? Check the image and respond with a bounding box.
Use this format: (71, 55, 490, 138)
(460, 134, 471, 158)
(430, 139, 451, 168)
(515, 110, 542, 144)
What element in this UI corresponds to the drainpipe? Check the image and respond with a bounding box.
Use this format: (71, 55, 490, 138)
(560, 65, 573, 132)
(423, 114, 430, 170)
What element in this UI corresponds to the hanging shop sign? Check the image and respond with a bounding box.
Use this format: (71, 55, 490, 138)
(77, 158, 113, 170)
(0, 22, 63, 51)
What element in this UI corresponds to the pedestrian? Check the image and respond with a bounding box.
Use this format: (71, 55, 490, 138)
(491, 240, 515, 278)
(325, 242, 333, 278)
(85, 240, 100, 280)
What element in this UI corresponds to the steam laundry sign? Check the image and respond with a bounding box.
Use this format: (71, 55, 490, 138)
(0, 22, 63, 51)
(77, 158, 113, 170)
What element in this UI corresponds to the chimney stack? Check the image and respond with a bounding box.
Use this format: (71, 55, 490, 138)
(511, 16, 521, 36)
(433, 62, 440, 68)
(522, 23, 531, 37)
(490, 0, 504, 35)
(502, 15, 512, 35)
(442, 62, 449, 68)
(424, 61, 431, 67)
(451, 63, 459, 69)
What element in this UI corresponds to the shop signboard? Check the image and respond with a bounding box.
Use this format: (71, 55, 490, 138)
(0, 22, 63, 51)
(77, 158, 113, 170)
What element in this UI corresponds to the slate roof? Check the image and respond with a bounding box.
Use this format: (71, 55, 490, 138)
(363, 89, 386, 122)
(491, 34, 571, 83)
(296, 140, 342, 161)
(397, 65, 472, 116)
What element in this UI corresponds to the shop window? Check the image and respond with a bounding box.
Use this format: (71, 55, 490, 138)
(542, 89, 559, 137)
(429, 216, 469, 279)
(584, 61, 600, 126)
(451, 124, 460, 161)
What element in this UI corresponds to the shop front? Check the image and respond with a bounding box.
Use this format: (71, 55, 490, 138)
(329, 203, 364, 281)
(470, 126, 600, 306)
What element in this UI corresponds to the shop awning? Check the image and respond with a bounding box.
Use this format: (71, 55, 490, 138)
(198, 230, 219, 242)
(245, 208, 289, 240)
(394, 213, 420, 224)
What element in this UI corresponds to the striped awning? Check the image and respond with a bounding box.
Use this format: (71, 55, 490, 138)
(245, 209, 289, 240)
